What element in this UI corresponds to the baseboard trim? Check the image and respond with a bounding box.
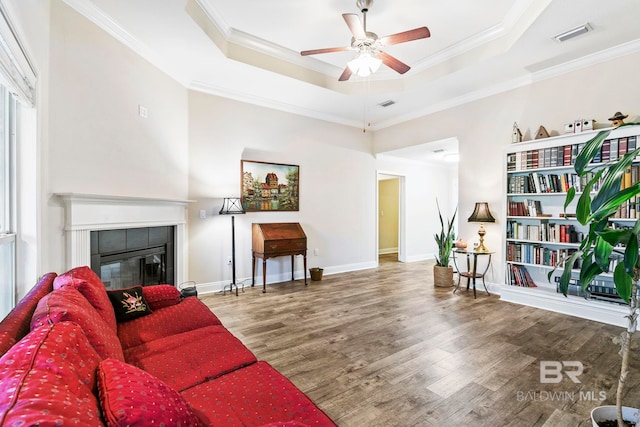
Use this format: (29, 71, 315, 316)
(196, 260, 379, 295)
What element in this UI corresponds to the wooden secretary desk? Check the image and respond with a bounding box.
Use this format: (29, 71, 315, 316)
(252, 223, 307, 292)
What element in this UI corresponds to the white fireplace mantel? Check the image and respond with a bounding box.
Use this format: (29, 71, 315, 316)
(56, 193, 193, 284)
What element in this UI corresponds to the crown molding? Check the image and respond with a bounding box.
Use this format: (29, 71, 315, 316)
(189, 80, 363, 129)
(374, 39, 640, 130)
(61, 0, 640, 132)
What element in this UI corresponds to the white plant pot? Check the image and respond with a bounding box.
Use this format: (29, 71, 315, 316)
(591, 405, 639, 427)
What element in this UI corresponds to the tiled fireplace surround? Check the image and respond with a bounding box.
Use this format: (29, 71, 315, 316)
(56, 193, 190, 285)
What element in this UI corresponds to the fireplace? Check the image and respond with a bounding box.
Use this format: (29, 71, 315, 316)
(90, 226, 175, 289)
(56, 193, 190, 286)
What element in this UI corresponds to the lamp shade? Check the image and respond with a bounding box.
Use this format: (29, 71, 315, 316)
(219, 197, 245, 215)
(467, 202, 495, 223)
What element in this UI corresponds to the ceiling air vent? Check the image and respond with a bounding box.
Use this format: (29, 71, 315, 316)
(378, 100, 395, 108)
(433, 149, 445, 153)
(553, 23, 592, 43)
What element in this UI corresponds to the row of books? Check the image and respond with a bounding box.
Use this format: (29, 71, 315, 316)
(506, 243, 579, 267)
(506, 135, 639, 171)
(589, 282, 624, 303)
(507, 199, 543, 217)
(508, 264, 537, 287)
(511, 265, 625, 304)
(507, 171, 599, 194)
(613, 164, 640, 219)
(553, 276, 623, 302)
(507, 221, 581, 243)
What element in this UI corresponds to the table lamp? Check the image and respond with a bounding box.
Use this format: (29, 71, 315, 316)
(219, 197, 245, 296)
(467, 202, 495, 253)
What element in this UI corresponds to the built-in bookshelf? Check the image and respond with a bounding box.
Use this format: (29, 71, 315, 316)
(501, 124, 640, 327)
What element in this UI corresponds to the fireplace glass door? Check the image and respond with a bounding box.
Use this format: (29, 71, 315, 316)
(100, 247, 166, 290)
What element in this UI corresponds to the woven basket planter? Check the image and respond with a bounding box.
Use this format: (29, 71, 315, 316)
(433, 265, 454, 287)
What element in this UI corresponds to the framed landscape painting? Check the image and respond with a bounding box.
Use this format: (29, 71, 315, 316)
(241, 160, 300, 212)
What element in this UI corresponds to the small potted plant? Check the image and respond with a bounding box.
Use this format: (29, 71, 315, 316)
(434, 200, 457, 287)
(550, 123, 640, 427)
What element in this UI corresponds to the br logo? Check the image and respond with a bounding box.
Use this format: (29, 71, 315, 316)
(540, 361, 583, 384)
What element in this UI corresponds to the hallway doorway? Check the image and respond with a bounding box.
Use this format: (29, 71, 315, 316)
(377, 173, 403, 262)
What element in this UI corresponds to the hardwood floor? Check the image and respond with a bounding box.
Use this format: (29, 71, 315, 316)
(200, 254, 640, 426)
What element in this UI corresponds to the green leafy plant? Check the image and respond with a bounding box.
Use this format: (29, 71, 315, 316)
(434, 200, 457, 267)
(550, 123, 640, 426)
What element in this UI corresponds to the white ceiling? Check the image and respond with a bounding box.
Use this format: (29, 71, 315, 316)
(64, 0, 640, 161)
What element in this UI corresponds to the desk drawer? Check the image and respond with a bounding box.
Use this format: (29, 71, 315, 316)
(264, 238, 306, 252)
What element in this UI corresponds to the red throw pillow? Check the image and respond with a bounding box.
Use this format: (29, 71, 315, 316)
(31, 288, 125, 361)
(142, 284, 181, 310)
(54, 266, 117, 332)
(107, 286, 152, 322)
(97, 358, 202, 427)
(0, 322, 104, 426)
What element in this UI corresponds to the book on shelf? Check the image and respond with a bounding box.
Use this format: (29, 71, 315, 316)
(601, 140, 610, 162)
(619, 137, 628, 158)
(629, 135, 637, 151)
(610, 138, 619, 161)
(508, 264, 537, 287)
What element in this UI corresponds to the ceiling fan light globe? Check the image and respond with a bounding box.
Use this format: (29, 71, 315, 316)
(348, 52, 382, 77)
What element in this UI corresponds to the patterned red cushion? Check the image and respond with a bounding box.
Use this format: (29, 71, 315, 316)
(124, 325, 257, 391)
(182, 361, 337, 427)
(107, 286, 153, 322)
(259, 423, 311, 427)
(0, 321, 104, 426)
(0, 272, 56, 357)
(54, 266, 117, 332)
(97, 358, 203, 427)
(142, 284, 181, 310)
(31, 288, 125, 361)
(117, 296, 221, 349)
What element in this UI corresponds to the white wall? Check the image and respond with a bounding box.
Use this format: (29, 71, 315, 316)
(376, 155, 458, 263)
(187, 90, 377, 289)
(41, 1, 189, 284)
(374, 50, 640, 285)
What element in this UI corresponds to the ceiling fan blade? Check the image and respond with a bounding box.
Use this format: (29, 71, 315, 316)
(342, 13, 366, 40)
(377, 51, 411, 74)
(338, 66, 353, 81)
(300, 46, 350, 56)
(379, 27, 431, 45)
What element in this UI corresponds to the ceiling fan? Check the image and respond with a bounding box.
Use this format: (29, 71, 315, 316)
(300, 0, 431, 81)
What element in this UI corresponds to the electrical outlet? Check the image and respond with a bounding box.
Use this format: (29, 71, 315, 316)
(314, 248, 319, 256)
(138, 105, 148, 118)
(199, 209, 206, 219)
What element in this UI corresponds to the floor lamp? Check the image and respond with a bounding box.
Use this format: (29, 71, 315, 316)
(219, 197, 245, 296)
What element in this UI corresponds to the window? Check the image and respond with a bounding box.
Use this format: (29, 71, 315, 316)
(0, 3, 35, 318)
(0, 85, 15, 318)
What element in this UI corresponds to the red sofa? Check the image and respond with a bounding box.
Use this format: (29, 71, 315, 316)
(0, 267, 336, 427)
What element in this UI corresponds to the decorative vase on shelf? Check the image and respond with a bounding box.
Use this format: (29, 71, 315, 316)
(455, 238, 467, 249)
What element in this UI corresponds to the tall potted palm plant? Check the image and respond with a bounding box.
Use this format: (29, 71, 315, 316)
(551, 123, 640, 427)
(434, 200, 457, 287)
